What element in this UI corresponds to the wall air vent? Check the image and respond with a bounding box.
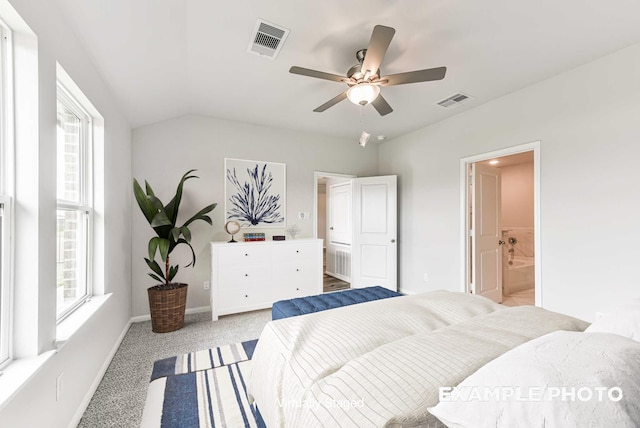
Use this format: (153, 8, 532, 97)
(437, 92, 474, 108)
(248, 19, 290, 59)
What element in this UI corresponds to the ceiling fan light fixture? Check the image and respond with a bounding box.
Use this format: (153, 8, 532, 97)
(347, 83, 380, 106)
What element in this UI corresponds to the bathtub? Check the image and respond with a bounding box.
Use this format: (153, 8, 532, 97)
(503, 256, 535, 295)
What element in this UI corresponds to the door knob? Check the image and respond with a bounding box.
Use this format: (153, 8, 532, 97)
(391, 239, 396, 243)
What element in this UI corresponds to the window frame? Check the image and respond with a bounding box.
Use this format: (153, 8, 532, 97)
(0, 197, 11, 367)
(0, 19, 14, 368)
(55, 82, 93, 322)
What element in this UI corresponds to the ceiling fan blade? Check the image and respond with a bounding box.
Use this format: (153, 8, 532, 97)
(362, 25, 395, 76)
(313, 91, 348, 112)
(290, 66, 347, 83)
(380, 66, 447, 86)
(372, 94, 393, 116)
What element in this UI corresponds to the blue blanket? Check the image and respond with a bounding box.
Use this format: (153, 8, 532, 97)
(272, 286, 401, 320)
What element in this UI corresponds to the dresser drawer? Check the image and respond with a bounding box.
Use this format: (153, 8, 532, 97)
(272, 244, 318, 262)
(217, 245, 274, 266)
(219, 264, 272, 286)
(217, 283, 272, 309)
(273, 263, 318, 281)
(274, 263, 321, 298)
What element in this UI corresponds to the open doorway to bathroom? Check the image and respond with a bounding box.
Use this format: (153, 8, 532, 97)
(461, 142, 541, 307)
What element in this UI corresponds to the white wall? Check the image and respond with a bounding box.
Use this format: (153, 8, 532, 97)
(131, 115, 377, 317)
(0, 0, 132, 426)
(501, 161, 534, 228)
(379, 42, 640, 321)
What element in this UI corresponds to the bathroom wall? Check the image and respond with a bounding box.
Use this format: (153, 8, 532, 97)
(501, 161, 534, 258)
(501, 161, 534, 227)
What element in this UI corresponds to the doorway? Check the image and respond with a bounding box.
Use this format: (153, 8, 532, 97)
(314, 172, 399, 292)
(461, 142, 541, 307)
(315, 173, 354, 293)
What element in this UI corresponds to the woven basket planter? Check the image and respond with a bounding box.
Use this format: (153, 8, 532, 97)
(147, 283, 188, 333)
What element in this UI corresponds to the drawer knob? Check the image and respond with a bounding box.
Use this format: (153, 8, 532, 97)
(296, 288, 299, 291)
(296, 250, 299, 253)
(245, 253, 248, 256)
(245, 294, 248, 298)
(245, 274, 248, 277)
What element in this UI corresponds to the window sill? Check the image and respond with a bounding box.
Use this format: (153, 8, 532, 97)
(0, 293, 112, 411)
(56, 293, 112, 346)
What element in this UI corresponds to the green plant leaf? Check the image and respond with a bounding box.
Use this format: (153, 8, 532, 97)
(170, 227, 181, 243)
(177, 238, 197, 267)
(148, 273, 164, 283)
(165, 169, 198, 226)
(151, 211, 172, 228)
(148, 237, 160, 260)
(181, 227, 191, 243)
(145, 180, 156, 197)
(168, 265, 179, 282)
(133, 179, 157, 224)
(158, 238, 170, 263)
(183, 203, 217, 227)
(145, 258, 164, 278)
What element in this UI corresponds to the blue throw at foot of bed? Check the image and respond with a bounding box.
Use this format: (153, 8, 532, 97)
(271, 286, 402, 320)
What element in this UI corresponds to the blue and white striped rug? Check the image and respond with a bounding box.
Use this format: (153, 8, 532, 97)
(150, 339, 258, 381)
(141, 340, 265, 428)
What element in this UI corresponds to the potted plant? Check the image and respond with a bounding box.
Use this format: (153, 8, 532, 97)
(133, 169, 216, 333)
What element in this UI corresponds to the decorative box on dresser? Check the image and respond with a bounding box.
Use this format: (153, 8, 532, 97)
(210, 238, 323, 320)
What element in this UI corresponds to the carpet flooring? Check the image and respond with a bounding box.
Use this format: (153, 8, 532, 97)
(78, 309, 271, 428)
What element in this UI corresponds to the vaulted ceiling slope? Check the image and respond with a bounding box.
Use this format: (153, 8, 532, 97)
(55, 0, 640, 140)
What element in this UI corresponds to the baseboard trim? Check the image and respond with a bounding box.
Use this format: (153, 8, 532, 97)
(68, 319, 132, 428)
(130, 305, 211, 323)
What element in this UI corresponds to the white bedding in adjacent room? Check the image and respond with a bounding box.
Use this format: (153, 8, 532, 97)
(247, 291, 589, 427)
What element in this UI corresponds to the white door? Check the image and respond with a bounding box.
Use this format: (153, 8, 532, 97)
(352, 175, 397, 291)
(325, 180, 352, 281)
(472, 163, 502, 302)
(329, 182, 352, 245)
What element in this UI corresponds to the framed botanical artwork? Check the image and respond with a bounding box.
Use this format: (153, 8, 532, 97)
(224, 158, 286, 228)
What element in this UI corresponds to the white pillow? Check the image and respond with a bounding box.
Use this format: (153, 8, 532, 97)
(428, 331, 640, 428)
(585, 300, 640, 341)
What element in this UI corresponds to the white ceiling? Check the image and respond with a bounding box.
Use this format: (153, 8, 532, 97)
(55, 0, 640, 141)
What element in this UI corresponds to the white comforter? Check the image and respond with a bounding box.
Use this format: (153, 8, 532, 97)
(247, 291, 588, 427)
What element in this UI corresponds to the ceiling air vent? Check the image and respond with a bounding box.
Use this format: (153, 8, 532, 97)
(437, 92, 473, 108)
(248, 19, 290, 59)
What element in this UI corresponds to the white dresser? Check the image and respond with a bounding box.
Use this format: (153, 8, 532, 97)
(210, 239, 323, 320)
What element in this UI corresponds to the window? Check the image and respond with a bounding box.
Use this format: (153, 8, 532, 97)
(0, 21, 13, 367)
(0, 197, 10, 366)
(56, 84, 92, 320)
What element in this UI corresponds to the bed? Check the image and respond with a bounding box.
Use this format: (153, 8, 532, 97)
(247, 290, 594, 427)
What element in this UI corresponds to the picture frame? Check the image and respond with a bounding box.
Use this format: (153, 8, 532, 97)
(224, 158, 286, 228)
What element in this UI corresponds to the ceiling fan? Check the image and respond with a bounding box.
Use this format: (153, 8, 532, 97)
(290, 25, 447, 116)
